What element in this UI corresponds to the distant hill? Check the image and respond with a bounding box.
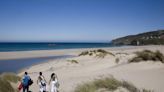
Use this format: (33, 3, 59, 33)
(111, 30, 164, 45)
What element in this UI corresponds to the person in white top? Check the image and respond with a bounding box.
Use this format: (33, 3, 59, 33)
(49, 73, 59, 92)
(37, 72, 47, 92)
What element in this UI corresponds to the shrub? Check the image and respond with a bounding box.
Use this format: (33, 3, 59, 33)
(74, 77, 152, 92)
(155, 50, 164, 63)
(67, 60, 79, 64)
(142, 89, 153, 92)
(94, 77, 121, 91)
(89, 53, 93, 56)
(97, 49, 107, 53)
(116, 52, 129, 55)
(129, 50, 164, 63)
(97, 49, 115, 56)
(1, 73, 21, 83)
(79, 51, 89, 56)
(74, 83, 96, 92)
(79, 49, 115, 58)
(121, 81, 139, 92)
(0, 77, 15, 92)
(96, 53, 107, 58)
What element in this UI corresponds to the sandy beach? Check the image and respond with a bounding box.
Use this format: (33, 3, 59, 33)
(1, 45, 164, 92)
(1, 0, 164, 91)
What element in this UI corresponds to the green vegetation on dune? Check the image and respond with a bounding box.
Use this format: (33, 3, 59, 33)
(79, 49, 115, 58)
(129, 50, 164, 63)
(74, 77, 153, 92)
(67, 60, 79, 64)
(0, 73, 21, 92)
(97, 49, 115, 56)
(1, 73, 21, 83)
(0, 77, 15, 92)
(79, 51, 89, 56)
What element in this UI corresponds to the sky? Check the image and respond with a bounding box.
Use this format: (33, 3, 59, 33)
(0, 0, 164, 42)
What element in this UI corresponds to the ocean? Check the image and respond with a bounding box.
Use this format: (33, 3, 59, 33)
(0, 42, 113, 52)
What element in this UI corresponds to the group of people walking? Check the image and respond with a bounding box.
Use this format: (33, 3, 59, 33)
(20, 72, 59, 92)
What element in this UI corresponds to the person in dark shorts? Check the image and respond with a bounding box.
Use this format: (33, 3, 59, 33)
(22, 72, 31, 92)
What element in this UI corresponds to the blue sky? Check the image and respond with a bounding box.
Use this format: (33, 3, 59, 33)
(0, 0, 164, 42)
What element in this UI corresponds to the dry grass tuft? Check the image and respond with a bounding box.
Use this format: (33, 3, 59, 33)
(74, 77, 153, 92)
(129, 50, 164, 63)
(79, 49, 115, 58)
(67, 60, 79, 64)
(1, 73, 21, 83)
(0, 73, 21, 92)
(0, 77, 15, 92)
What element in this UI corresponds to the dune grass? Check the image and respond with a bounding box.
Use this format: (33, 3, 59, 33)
(129, 50, 164, 63)
(0, 77, 15, 92)
(79, 49, 115, 58)
(1, 73, 21, 83)
(74, 77, 153, 92)
(67, 60, 79, 64)
(97, 49, 115, 56)
(0, 73, 20, 92)
(116, 52, 129, 55)
(79, 51, 89, 56)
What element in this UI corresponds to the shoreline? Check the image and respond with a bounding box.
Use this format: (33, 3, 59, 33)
(0, 45, 161, 60)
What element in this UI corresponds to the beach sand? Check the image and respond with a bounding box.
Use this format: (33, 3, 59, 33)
(1, 45, 164, 92)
